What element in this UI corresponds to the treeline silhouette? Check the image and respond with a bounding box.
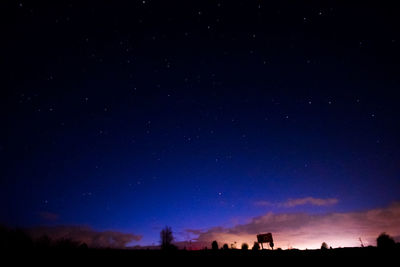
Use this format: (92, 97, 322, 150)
(1, 225, 399, 266)
(0, 225, 88, 250)
(1, 224, 399, 252)
(207, 234, 399, 252)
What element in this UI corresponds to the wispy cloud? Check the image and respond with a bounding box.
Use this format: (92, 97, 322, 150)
(189, 202, 400, 249)
(254, 197, 339, 208)
(39, 211, 59, 221)
(254, 200, 275, 207)
(28, 225, 142, 248)
(284, 197, 339, 207)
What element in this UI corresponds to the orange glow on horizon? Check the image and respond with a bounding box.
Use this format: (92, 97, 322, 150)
(191, 202, 400, 250)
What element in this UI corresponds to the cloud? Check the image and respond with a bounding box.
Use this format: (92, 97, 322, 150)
(284, 197, 339, 207)
(185, 229, 204, 236)
(28, 225, 142, 248)
(39, 211, 59, 221)
(254, 197, 338, 208)
(254, 200, 274, 207)
(190, 202, 400, 249)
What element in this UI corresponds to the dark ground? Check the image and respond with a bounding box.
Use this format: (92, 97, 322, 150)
(4, 247, 399, 266)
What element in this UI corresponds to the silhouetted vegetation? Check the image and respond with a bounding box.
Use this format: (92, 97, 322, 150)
(0, 226, 33, 250)
(160, 226, 177, 250)
(0, 225, 399, 266)
(79, 242, 89, 249)
(252, 242, 260, 251)
(211, 240, 218, 250)
(377, 233, 396, 249)
(35, 235, 52, 249)
(54, 238, 81, 249)
(321, 242, 328, 250)
(0, 225, 84, 250)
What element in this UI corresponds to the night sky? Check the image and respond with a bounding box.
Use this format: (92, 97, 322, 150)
(1, 1, 400, 249)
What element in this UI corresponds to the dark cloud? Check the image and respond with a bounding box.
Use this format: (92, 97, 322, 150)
(28, 225, 142, 248)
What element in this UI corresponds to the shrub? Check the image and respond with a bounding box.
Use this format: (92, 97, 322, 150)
(211, 240, 218, 250)
(252, 242, 260, 250)
(377, 233, 395, 249)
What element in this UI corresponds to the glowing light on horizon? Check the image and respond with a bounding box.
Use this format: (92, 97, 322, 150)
(190, 202, 400, 250)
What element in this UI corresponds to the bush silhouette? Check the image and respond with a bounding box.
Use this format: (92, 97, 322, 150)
(36, 235, 52, 249)
(241, 243, 249, 250)
(79, 242, 89, 249)
(252, 242, 260, 250)
(54, 238, 80, 249)
(222, 243, 229, 250)
(211, 240, 218, 250)
(377, 232, 395, 249)
(0, 226, 33, 250)
(321, 242, 328, 250)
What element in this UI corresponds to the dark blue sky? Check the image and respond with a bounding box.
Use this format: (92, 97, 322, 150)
(1, 1, 400, 247)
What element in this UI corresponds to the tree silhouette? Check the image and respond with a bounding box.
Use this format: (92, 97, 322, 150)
(211, 240, 218, 250)
(222, 243, 229, 250)
(160, 226, 176, 250)
(252, 242, 260, 250)
(377, 232, 395, 249)
(270, 241, 274, 250)
(241, 243, 249, 250)
(321, 242, 328, 250)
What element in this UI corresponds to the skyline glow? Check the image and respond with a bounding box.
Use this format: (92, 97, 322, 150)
(25, 200, 400, 249)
